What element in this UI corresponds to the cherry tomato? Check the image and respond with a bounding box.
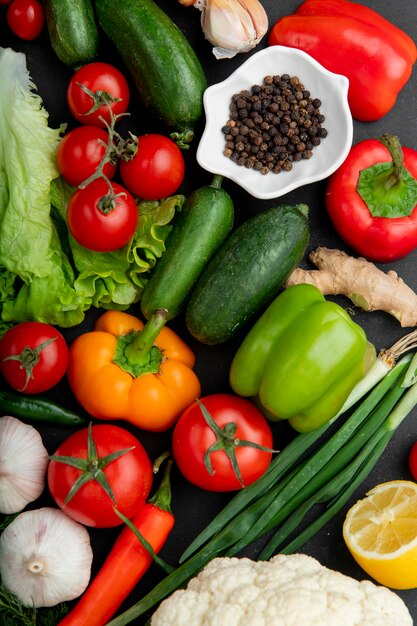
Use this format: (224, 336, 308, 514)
(48, 424, 153, 528)
(7, 0, 44, 40)
(172, 394, 274, 492)
(67, 179, 138, 252)
(119, 134, 185, 200)
(56, 126, 117, 188)
(409, 441, 417, 481)
(67, 62, 130, 128)
(0, 321, 68, 394)
(0, 0, 13, 5)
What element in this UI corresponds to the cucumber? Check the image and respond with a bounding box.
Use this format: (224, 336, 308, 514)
(44, 0, 99, 69)
(186, 204, 310, 345)
(95, 0, 207, 148)
(141, 176, 234, 322)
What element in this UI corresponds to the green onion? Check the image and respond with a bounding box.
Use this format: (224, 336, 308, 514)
(106, 353, 417, 626)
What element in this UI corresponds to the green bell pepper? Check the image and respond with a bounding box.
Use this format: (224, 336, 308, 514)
(229, 284, 374, 432)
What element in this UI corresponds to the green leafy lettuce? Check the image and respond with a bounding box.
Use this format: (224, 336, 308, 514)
(0, 48, 182, 328)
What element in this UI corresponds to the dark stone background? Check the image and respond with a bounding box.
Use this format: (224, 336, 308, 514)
(1, 0, 417, 623)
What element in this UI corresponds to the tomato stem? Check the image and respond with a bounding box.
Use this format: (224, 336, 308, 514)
(1, 337, 57, 392)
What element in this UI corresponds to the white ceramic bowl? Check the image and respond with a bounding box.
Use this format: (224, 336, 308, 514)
(197, 46, 352, 200)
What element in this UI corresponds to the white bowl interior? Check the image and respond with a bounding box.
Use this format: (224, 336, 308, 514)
(197, 46, 352, 199)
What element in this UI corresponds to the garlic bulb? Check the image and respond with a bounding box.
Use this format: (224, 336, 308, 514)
(0, 507, 93, 607)
(0, 415, 49, 513)
(194, 0, 268, 60)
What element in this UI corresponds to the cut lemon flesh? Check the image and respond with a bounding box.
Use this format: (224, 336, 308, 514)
(343, 480, 417, 589)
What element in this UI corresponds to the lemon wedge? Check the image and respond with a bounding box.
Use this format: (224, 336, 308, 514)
(343, 480, 417, 589)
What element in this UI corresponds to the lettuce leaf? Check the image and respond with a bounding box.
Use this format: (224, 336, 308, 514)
(0, 48, 64, 281)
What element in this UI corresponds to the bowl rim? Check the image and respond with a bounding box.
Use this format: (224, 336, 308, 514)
(196, 45, 353, 200)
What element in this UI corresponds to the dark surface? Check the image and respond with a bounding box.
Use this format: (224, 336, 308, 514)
(1, 0, 417, 623)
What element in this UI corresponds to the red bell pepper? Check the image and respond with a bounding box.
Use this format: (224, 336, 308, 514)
(325, 134, 417, 262)
(268, 0, 417, 121)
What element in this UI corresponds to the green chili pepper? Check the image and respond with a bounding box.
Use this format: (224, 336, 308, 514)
(0, 389, 85, 426)
(229, 284, 374, 432)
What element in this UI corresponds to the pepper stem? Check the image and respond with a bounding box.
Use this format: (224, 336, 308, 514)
(124, 309, 168, 366)
(149, 454, 173, 513)
(379, 134, 404, 188)
(211, 175, 224, 188)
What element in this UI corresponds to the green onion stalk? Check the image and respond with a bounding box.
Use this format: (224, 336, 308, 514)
(106, 350, 417, 626)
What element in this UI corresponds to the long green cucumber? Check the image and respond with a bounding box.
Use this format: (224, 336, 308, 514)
(141, 176, 234, 322)
(186, 204, 310, 345)
(95, 0, 207, 148)
(44, 0, 99, 69)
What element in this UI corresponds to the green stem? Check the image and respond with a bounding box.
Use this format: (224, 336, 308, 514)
(379, 133, 404, 188)
(124, 309, 168, 366)
(149, 457, 173, 514)
(211, 175, 224, 188)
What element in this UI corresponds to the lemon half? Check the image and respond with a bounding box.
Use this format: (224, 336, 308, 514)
(343, 480, 417, 589)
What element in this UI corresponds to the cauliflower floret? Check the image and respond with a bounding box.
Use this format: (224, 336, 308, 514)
(151, 554, 413, 626)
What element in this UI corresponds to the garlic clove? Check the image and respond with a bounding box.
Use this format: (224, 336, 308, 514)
(196, 0, 268, 60)
(0, 415, 49, 514)
(0, 507, 93, 608)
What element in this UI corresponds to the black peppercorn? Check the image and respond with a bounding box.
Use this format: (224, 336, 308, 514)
(222, 73, 327, 176)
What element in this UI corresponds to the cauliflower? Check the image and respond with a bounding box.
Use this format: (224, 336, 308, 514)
(151, 554, 413, 626)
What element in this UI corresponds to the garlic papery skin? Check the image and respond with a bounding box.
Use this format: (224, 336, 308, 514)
(195, 0, 269, 60)
(0, 415, 49, 514)
(0, 507, 93, 607)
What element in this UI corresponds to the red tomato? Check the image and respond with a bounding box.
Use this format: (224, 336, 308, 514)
(48, 425, 153, 528)
(67, 179, 138, 252)
(56, 126, 117, 188)
(119, 134, 185, 200)
(67, 62, 130, 128)
(172, 394, 274, 492)
(0, 321, 68, 394)
(409, 442, 417, 481)
(7, 0, 44, 40)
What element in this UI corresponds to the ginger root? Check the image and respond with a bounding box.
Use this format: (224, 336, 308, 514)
(286, 247, 417, 327)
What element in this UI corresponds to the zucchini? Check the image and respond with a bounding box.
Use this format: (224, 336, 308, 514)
(95, 0, 207, 148)
(186, 204, 310, 345)
(44, 0, 99, 69)
(141, 176, 234, 322)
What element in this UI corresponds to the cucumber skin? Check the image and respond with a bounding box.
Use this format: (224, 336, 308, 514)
(186, 204, 310, 345)
(44, 0, 99, 69)
(141, 184, 234, 322)
(95, 0, 207, 140)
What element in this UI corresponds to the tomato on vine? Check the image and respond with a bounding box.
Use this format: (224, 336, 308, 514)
(48, 424, 153, 528)
(67, 179, 138, 252)
(172, 394, 276, 492)
(6, 0, 44, 40)
(0, 321, 68, 394)
(56, 125, 117, 188)
(67, 62, 130, 128)
(119, 134, 185, 200)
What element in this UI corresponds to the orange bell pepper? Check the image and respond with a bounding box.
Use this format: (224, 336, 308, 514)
(67, 309, 201, 431)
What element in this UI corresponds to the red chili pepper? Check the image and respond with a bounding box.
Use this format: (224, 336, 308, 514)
(268, 0, 417, 121)
(325, 134, 417, 263)
(58, 459, 175, 626)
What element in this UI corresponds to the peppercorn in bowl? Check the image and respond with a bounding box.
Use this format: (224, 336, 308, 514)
(197, 46, 352, 199)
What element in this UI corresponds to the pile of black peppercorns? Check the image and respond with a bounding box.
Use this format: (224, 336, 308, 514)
(222, 74, 328, 175)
